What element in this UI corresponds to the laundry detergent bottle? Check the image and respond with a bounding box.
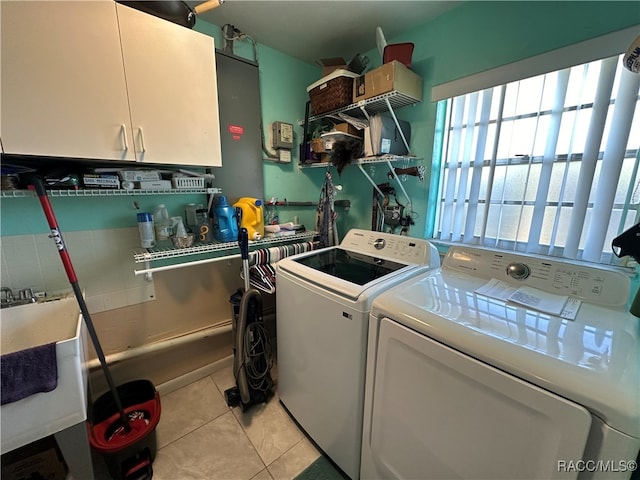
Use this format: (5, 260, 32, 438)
(233, 197, 265, 240)
(214, 195, 239, 243)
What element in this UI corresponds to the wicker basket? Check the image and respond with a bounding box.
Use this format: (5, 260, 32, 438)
(311, 138, 326, 153)
(172, 177, 205, 189)
(308, 72, 356, 116)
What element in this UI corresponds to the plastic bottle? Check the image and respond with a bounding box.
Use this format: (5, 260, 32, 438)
(153, 204, 171, 241)
(196, 208, 213, 243)
(185, 203, 203, 234)
(214, 196, 239, 243)
(137, 212, 155, 248)
(233, 197, 265, 240)
(171, 216, 188, 237)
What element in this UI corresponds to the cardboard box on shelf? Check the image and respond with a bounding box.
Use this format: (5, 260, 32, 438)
(82, 173, 120, 189)
(353, 61, 423, 103)
(317, 57, 348, 77)
(334, 122, 362, 137)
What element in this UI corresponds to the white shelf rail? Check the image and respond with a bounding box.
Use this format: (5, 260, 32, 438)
(1, 187, 222, 198)
(133, 230, 318, 277)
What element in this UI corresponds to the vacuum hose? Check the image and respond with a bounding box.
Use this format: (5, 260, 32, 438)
(234, 289, 262, 404)
(235, 227, 259, 404)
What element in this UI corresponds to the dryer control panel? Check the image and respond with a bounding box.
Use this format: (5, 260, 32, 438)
(443, 246, 630, 307)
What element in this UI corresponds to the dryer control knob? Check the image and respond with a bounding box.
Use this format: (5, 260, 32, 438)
(373, 238, 386, 250)
(506, 262, 531, 280)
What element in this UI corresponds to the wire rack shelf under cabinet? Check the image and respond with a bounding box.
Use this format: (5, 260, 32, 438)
(1, 187, 222, 198)
(134, 230, 318, 263)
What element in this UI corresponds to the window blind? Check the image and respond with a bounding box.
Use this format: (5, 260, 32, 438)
(435, 54, 640, 265)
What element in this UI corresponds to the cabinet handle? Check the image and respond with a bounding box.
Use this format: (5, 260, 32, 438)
(137, 126, 146, 153)
(120, 124, 129, 151)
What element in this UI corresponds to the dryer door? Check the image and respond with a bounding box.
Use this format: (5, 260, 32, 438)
(364, 318, 592, 479)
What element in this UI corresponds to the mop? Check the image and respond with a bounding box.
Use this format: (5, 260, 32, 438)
(30, 178, 160, 480)
(224, 228, 274, 411)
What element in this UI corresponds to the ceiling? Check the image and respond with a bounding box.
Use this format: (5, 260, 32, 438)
(190, 1, 461, 65)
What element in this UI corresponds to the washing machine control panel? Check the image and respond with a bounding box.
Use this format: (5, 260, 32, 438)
(444, 246, 630, 307)
(339, 229, 440, 267)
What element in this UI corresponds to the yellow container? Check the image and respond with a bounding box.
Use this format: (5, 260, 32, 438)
(233, 197, 265, 240)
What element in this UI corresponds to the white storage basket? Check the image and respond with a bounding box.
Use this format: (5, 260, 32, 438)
(172, 177, 205, 189)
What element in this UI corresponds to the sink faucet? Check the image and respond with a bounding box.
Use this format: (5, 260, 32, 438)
(1, 287, 36, 308)
(18, 288, 36, 304)
(1, 287, 14, 307)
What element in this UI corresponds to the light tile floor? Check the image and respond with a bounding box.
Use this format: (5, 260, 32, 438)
(92, 364, 322, 480)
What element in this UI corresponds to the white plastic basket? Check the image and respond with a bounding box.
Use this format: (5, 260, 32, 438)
(172, 177, 205, 189)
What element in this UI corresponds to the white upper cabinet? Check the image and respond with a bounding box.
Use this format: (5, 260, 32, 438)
(1, 1, 222, 167)
(2, 1, 134, 161)
(116, 4, 221, 166)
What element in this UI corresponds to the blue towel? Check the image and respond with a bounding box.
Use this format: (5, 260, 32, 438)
(1, 342, 58, 405)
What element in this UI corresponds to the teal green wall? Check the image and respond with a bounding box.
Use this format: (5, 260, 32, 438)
(390, 1, 640, 87)
(2, 2, 638, 238)
(0, 194, 206, 235)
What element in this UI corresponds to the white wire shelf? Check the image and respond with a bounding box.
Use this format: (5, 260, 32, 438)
(0, 187, 222, 198)
(300, 155, 421, 168)
(133, 230, 318, 263)
(308, 90, 422, 122)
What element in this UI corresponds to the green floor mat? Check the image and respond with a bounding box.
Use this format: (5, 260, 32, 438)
(294, 455, 347, 480)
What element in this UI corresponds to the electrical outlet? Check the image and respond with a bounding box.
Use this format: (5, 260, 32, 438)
(278, 149, 291, 163)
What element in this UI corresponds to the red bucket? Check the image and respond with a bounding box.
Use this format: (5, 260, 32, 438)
(88, 380, 161, 480)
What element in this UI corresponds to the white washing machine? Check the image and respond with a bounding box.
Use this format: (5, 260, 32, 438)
(276, 229, 440, 480)
(361, 245, 640, 480)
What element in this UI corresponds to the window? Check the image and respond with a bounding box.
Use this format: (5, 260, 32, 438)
(434, 53, 640, 265)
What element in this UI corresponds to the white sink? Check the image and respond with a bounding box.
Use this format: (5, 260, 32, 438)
(1, 294, 88, 453)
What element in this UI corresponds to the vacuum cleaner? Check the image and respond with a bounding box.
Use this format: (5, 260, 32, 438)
(30, 178, 160, 480)
(224, 227, 274, 411)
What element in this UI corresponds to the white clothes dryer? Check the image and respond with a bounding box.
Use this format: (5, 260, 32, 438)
(276, 229, 440, 479)
(361, 245, 639, 480)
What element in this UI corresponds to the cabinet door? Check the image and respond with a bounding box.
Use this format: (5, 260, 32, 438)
(1, 1, 135, 161)
(116, 4, 222, 167)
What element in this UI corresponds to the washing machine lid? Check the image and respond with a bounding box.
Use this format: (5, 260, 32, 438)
(278, 247, 421, 302)
(292, 248, 408, 285)
(372, 269, 640, 438)
(277, 229, 441, 302)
